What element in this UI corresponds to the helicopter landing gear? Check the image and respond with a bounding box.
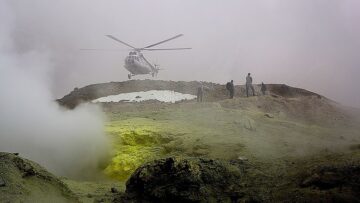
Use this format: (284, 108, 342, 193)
(128, 74, 132, 79)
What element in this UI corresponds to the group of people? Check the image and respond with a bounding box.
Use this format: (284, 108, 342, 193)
(197, 73, 267, 102)
(226, 73, 266, 99)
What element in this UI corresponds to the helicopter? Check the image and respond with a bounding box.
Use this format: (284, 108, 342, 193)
(103, 34, 191, 79)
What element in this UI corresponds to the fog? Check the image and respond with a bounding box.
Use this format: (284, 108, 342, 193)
(0, 2, 108, 178)
(1, 1, 359, 176)
(4, 0, 360, 108)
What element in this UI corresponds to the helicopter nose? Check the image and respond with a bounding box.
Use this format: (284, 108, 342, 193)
(125, 57, 134, 64)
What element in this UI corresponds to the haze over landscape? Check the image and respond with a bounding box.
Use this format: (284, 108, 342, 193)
(3, 0, 360, 108)
(1, 1, 360, 202)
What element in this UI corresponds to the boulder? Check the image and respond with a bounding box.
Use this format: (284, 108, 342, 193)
(300, 164, 360, 190)
(118, 157, 246, 203)
(295, 163, 360, 202)
(243, 118, 256, 131)
(0, 176, 5, 187)
(264, 113, 274, 118)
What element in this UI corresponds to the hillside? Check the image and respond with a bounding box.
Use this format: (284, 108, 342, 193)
(59, 80, 359, 202)
(0, 152, 79, 202)
(2, 80, 359, 202)
(57, 80, 324, 108)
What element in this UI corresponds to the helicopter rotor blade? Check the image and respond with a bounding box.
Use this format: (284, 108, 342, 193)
(80, 48, 128, 52)
(142, 34, 184, 49)
(142, 48, 192, 51)
(105, 35, 137, 49)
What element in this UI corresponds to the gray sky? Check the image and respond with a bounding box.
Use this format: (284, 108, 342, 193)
(5, 0, 360, 107)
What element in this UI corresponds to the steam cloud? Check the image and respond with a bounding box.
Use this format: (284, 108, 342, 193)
(0, 2, 108, 178)
(5, 0, 360, 108)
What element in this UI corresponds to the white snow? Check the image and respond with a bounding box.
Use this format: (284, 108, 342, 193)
(92, 90, 197, 103)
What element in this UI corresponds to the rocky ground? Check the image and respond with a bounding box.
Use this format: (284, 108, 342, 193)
(57, 79, 323, 108)
(2, 80, 360, 202)
(0, 152, 79, 202)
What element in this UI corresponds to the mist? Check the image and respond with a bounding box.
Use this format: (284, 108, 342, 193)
(4, 0, 360, 108)
(1, 0, 359, 175)
(1, 1, 360, 201)
(0, 2, 108, 178)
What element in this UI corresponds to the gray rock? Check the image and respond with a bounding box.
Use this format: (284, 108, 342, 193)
(111, 187, 119, 193)
(120, 157, 246, 202)
(0, 176, 6, 187)
(243, 118, 256, 131)
(264, 113, 274, 118)
(237, 156, 248, 161)
(13, 157, 35, 177)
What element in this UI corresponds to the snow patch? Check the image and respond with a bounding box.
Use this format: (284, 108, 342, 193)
(92, 90, 197, 103)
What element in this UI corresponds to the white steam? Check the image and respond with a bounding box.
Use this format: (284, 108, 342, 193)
(0, 2, 108, 178)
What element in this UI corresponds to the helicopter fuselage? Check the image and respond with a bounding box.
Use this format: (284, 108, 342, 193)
(124, 52, 155, 77)
(124, 56, 150, 75)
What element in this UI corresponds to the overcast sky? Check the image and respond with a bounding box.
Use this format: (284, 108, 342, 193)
(4, 0, 360, 107)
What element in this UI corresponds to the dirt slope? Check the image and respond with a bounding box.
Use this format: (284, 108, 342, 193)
(2, 80, 358, 202)
(0, 152, 79, 202)
(57, 80, 323, 109)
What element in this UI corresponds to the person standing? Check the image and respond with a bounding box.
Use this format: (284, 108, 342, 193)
(226, 80, 235, 99)
(246, 73, 255, 97)
(261, 82, 267, 95)
(197, 83, 211, 102)
(197, 84, 204, 102)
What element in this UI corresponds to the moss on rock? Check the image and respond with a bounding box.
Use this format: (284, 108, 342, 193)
(117, 156, 251, 203)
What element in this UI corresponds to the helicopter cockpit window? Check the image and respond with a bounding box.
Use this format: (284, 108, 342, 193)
(126, 55, 135, 64)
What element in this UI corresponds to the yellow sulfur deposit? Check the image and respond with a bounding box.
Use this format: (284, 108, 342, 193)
(103, 118, 173, 181)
